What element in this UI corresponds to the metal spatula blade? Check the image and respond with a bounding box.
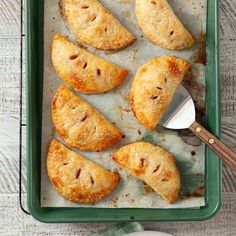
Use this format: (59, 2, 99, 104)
(159, 85, 236, 171)
(159, 85, 195, 129)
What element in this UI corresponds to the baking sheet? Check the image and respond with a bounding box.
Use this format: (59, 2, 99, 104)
(41, 0, 207, 208)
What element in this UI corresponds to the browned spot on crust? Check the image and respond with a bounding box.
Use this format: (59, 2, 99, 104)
(118, 69, 128, 82)
(161, 171, 172, 182)
(101, 132, 122, 150)
(168, 60, 180, 77)
(140, 67, 147, 73)
(52, 98, 57, 109)
(58, 0, 66, 21)
(51, 177, 59, 187)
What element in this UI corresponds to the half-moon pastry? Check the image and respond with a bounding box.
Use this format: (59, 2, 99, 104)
(112, 142, 181, 203)
(130, 56, 190, 130)
(47, 139, 120, 203)
(135, 0, 195, 50)
(65, 0, 135, 50)
(52, 85, 122, 150)
(52, 34, 128, 94)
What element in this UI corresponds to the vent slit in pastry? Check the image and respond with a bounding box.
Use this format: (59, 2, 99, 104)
(140, 158, 146, 167)
(81, 4, 89, 9)
(83, 62, 88, 69)
(112, 142, 181, 203)
(52, 85, 122, 151)
(75, 169, 81, 179)
(90, 176, 95, 185)
(69, 54, 78, 60)
(130, 56, 190, 130)
(96, 68, 101, 76)
(52, 34, 128, 94)
(135, 0, 195, 50)
(47, 139, 120, 203)
(65, 0, 135, 50)
(153, 164, 161, 173)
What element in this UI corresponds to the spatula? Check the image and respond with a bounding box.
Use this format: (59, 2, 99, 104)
(159, 85, 236, 171)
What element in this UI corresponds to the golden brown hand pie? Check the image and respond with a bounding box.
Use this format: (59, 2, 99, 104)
(135, 0, 195, 50)
(65, 0, 135, 50)
(52, 85, 122, 151)
(47, 139, 120, 203)
(52, 34, 128, 94)
(112, 142, 181, 203)
(130, 56, 190, 130)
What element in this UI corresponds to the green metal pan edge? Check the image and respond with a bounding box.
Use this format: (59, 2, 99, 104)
(26, 0, 221, 223)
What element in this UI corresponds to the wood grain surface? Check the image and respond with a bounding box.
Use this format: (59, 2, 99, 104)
(0, 0, 235, 235)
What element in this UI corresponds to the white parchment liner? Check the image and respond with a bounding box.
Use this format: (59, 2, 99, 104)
(41, 0, 207, 208)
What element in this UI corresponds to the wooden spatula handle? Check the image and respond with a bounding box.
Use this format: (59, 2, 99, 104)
(189, 121, 236, 171)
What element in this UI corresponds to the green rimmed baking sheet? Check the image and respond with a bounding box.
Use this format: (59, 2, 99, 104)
(26, 0, 221, 222)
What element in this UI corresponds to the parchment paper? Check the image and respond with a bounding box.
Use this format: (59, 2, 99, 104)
(41, 0, 207, 208)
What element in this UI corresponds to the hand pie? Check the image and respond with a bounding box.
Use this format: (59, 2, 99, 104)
(112, 142, 181, 203)
(65, 0, 135, 50)
(47, 139, 120, 203)
(52, 85, 122, 151)
(52, 34, 128, 94)
(135, 0, 195, 50)
(130, 56, 190, 130)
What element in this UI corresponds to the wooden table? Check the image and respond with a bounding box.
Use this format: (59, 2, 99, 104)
(0, 0, 235, 235)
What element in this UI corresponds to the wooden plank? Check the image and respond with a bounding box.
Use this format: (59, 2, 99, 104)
(221, 39, 236, 116)
(0, 116, 22, 194)
(220, 0, 236, 38)
(0, 194, 236, 235)
(220, 0, 236, 116)
(0, 0, 21, 38)
(221, 117, 236, 193)
(0, 116, 26, 194)
(0, 38, 20, 88)
(218, 0, 236, 194)
(0, 194, 110, 235)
